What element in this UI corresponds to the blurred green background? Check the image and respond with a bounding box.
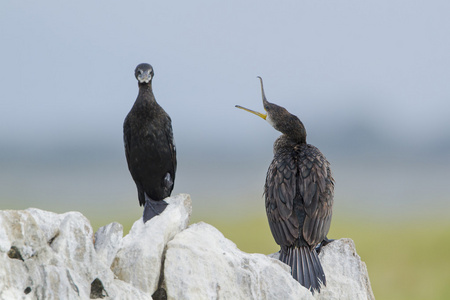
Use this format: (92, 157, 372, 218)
(2, 1, 450, 299)
(86, 201, 450, 300)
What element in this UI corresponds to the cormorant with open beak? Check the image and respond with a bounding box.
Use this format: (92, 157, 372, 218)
(236, 77, 334, 293)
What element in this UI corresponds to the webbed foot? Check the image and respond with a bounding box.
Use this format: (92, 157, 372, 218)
(143, 198, 168, 223)
(315, 237, 335, 254)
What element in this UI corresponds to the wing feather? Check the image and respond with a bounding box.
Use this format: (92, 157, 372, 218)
(265, 150, 299, 247)
(265, 143, 334, 249)
(300, 146, 334, 246)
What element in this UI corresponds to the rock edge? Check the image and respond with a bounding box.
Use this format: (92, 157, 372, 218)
(0, 194, 374, 300)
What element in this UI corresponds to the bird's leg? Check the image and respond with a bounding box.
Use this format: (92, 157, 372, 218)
(143, 196, 168, 223)
(315, 237, 335, 254)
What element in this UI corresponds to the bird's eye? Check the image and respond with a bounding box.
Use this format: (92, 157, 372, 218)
(264, 105, 269, 110)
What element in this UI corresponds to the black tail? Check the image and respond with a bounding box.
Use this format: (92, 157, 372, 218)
(143, 198, 168, 223)
(279, 246, 326, 293)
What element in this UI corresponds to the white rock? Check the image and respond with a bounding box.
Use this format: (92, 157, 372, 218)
(269, 239, 375, 300)
(103, 279, 152, 300)
(46, 211, 100, 280)
(0, 209, 91, 299)
(0, 194, 374, 300)
(0, 210, 47, 259)
(25, 208, 67, 242)
(111, 193, 192, 294)
(94, 222, 123, 267)
(0, 208, 153, 300)
(315, 238, 375, 300)
(163, 222, 314, 300)
(91, 270, 152, 300)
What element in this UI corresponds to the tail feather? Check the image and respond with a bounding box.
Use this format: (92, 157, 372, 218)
(301, 247, 312, 289)
(290, 248, 298, 282)
(311, 247, 326, 286)
(280, 246, 325, 294)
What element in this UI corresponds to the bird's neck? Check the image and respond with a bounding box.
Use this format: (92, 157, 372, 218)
(137, 83, 156, 105)
(274, 134, 306, 153)
(278, 123, 307, 144)
(272, 113, 307, 144)
(290, 129, 307, 144)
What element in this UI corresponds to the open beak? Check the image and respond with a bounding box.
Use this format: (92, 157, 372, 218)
(235, 105, 267, 120)
(235, 76, 269, 120)
(257, 76, 269, 105)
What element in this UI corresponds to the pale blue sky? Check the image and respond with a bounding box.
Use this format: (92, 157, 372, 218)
(2, 0, 450, 146)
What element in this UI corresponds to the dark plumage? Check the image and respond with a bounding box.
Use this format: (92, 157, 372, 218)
(124, 63, 177, 223)
(236, 77, 334, 293)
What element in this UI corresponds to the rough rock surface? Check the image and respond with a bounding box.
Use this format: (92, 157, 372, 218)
(111, 193, 192, 294)
(316, 238, 375, 300)
(94, 222, 123, 268)
(0, 208, 150, 300)
(268, 239, 375, 300)
(163, 222, 314, 300)
(0, 193, 374, 300)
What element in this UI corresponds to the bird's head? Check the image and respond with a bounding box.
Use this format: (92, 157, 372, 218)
(135, 63, 154, 84)
(236, 77, 306, 143)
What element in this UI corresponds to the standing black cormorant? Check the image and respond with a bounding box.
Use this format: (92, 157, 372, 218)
(236, 77, 334, 293)
(123, 63, 177, 223)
